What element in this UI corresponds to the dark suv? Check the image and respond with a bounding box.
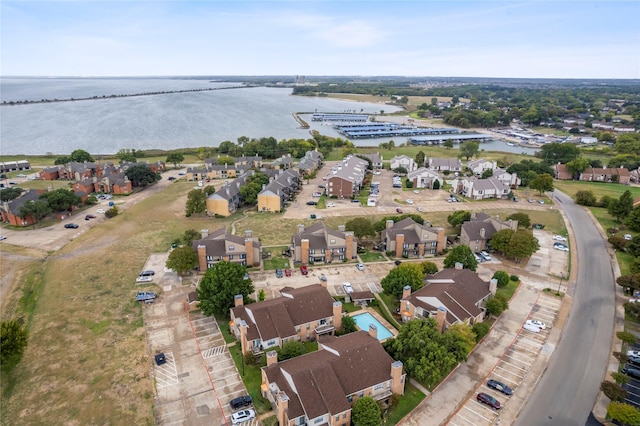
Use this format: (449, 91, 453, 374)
(230, 395, 252, 410)
(623, 364, 640, 379)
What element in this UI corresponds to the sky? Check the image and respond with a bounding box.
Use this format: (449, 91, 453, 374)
(1, 1, 639, 79)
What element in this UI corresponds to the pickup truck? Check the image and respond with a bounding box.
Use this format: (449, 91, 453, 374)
(136, 291, 157, 303)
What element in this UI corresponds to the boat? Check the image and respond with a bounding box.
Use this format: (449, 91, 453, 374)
(506, 142, 515, 146)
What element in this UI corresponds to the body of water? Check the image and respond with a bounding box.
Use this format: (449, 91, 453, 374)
(352, 312, 394, 341)
(0, 77, 537, 156)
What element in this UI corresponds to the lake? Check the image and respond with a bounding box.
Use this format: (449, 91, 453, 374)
(0, 77, 537, 156)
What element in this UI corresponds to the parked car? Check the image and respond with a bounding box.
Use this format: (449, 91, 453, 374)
(154, 353, 166, 365)
(229, 395, 253, 410)
(523, 322, 541, 333)
(553, 243, 569, 252)
(539, 199, 545, 204)
(480, 251, 492, 260)
(326, 202, 336, 207)
(623, 364, 640, 380)
(416, 206, 424, 212)
(477, 392, 501, 409)
(627, 350, 640, 358)
(275, 268, 283, 278)
(629, 355, 640, 366)
(625, 234, 633, 241)
(406, 199, 414, 204)
(139, 270, 155, 277)
(300, 265, 308, 275)
(64, 223, 79, 229)
(396, 208, 403, 214)
(306, 201, 318, 206)
(526, 319, 546, 330)
(343, 282, 354, 294)
(513, 197, 519, 202)
(552, 235, 567, 242)
(474, 253, 483, 263)
(85, 214, 96, 220)
(136, 276, 153, 283)
(312, 192, 322, 197)
(351, 199, 360, 203)
(527, 198, 534, 203)
(135, 291, 157, 302)
(284, 268, 292, 277)
(167, 176, 176, 181)
(0, 236, 6, 241)
(231, 409, 256, 424)
(356, 263, 365, 271)
(487, 379, 513, 395)
(96, 208, 106, 214)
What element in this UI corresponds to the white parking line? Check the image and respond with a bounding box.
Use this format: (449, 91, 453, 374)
(510, 343, 539, 355)
(503, 353, 531, 367)
(202, 346, 226, 358)
(155, 352, 179, 388)
(625, 383, 640, 392)
(516, 337, 544, 348)
(455, 410, 483, 425)
(468, 402, 498, 420)
(495, 365, 525, 379)
(491, 371, 520, 385)
(500, 359, 528, 372)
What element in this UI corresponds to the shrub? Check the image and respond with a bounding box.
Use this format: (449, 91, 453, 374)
(405, 180, 413, 189)
(601, 381, 627, 402)
(492, 271, 510, 288)
(472, 322, 490, 342)
(617, 331, 637, 345)
(599, 195, 615, 208)
(510, 275, 520, 282)
(609, 236, 628, 251)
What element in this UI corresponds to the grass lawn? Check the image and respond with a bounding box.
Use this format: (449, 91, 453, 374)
(382, 382, 426, 426)
(554, 181, 640, 202)
(227, 345, 272, 415)
(360, 250, 388, 263)
(263, 251, 291, 271)
(497, 279, 521, 302)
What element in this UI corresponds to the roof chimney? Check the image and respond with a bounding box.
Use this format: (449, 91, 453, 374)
(490, 278, 498, 295)
(436, 306, 447, 333)
(338, 225, 345, 232)
(245, 230, 252, 238)
(402, 285, 412, 300)
(455, 262, 464, 270)
(200, 229, 209, 239)
(297, 224, 304, 234)
(234, 294, 244, 307)
(266, 350, 278, 366)
(368, 323, 378, 340)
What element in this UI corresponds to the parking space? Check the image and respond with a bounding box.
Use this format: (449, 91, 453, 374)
(624, 377, 640, 409)
(448, 293, 561, 426)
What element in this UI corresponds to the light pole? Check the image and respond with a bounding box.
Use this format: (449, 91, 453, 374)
(557, 273, 566, 294)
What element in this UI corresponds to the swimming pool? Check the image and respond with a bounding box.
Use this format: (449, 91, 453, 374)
(352, 312, 394, 341)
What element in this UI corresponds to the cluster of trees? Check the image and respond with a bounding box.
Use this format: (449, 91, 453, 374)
(54, 149, 95, 165)
(344, 215, 426, 240)
(0, 319, 28, 367)
(383, 318, 477, 388)
(578, 190, 638, 226)
(17, 188, 82, 225)
(196, 261, 255, 316)
(489, 229, 541, 264)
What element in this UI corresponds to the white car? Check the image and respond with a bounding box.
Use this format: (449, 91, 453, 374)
(356, 263, 365, 271)
(413, 190, 420, 194)
(17, 174, 26, 178)
(625, 234, 633, 241)
(480, 251, 492, 260)
(628, 350, 640, 358)
(553, 243, 569, 252)
(552, 235, 567, 242)
(0, 236, 6, 241)
(523, 322, 541, 333)
(136, 276, 153, 283)
(231, 409, 256, 424)
(312, 192, 322, 197)
(416, 207, 424, 212)
(343, 282, 354, 294)
(406, 199, 414, 204)
(373, 171, 381, 175)
(326, 202, 336, 207)
(526, 319, 546, 330)
(96, 209, 106, 214)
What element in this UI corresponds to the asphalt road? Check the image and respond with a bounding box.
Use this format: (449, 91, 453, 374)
(516, 190, 615, 425)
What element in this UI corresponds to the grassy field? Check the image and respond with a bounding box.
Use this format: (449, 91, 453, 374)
(554, 181, 640, 202)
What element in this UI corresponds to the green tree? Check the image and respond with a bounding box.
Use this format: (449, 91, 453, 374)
(345, 217, 376, 239)
(443, 139, 454, 149)
(203, 185, 216, 196)
(341, 315, 357, 334)
(415, 151, 426, 167)
(432, 179, 441, 190)
(481, 168, 493, 179)
(0, 319, 28, 365)
(617, 331, 637, 345)
(125, 164, 161, 187)
(626, 206, 640, 232)
(529, 173, 554, 195)
(575, 190, 597, 206)
(182, 229, 201, 246)
(459, 140, 480, 160)
(117, 148, 137, 163)
(18, 200, 51, 225)
(54, 155, 71, 165)
(504, 229, 540, 263)
(197, 261, 255, 316)
(278, 341, 306, 361)
(609, 190, 635, 222)
(490, 229, 514, 255)
(492, 270, 510, 288)
(443, 245, 478, 271)
(0, 187, 24, 202)
(506, 212, 531, 229)
(617, 273, 640, 295)
(566, 157, 591, 179)
(601, 381, 627, 402)
(185, 189, 207, 217)
(607, 401, 640, 426)
(166, 152, 185, 168)
(444, 323, 476, 360)
(352, 396, 382, 426)
(472, 322, 490, 342)
(381, 263, 424, 298)
(486, 294, 508, 316)
(421, 261, 439, 275)
(447, 210, 471, 227)
(166, 246, 198, 275)
(39, 188, 81, 213)
(70, 149, 94, 163)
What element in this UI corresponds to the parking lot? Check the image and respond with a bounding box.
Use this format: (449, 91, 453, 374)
(447, 294, 562, 426)
(141, 253, 255, 426)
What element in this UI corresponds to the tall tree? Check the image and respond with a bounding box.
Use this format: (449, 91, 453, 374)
(415, 151, 426, 168)
(0, 319, 28, 365)
(381, 264, 424, 298)
(18, 200, 51, 225)
(447, 210, 471, 227)
(609, 190, 634, 222)
(443, 245, 478, 271)
(39, 189, 81, 213)
(489, 229, 515, 255)
(166, 152, 184, 168)
(166, 246, 199, 275)
(345, 217, 376, 239)
(352, 396, 382, 426)
(70, 149, 94, 163)
(185, 189, 207, 217)
(459, 140, 480, 161)
(566, 157, 590, 179)
(506, 212, 531, 229)
(125, 164, 161, 187)
(197, 261, 254, 316)
(529, 173, 554, 195)
(504, 229, 540, 263)
(626, 206, 640, 232)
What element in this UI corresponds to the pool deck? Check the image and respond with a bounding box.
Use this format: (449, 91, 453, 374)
(348, 307, 399, 341)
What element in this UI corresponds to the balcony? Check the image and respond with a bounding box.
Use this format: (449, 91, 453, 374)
(314, 324, 335, 335)
(372, 389, 393, 401)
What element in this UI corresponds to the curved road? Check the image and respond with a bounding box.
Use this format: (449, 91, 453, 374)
(516, 190, 615, 425)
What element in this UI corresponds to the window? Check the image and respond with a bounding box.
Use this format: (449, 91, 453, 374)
(330, 239, 336, 245)
(335, 415, 340, 421)
(432, 242, 437, 247)
(306, 323, 310, 330)
(359, 391, 364, 398)
(347, 395, 353, 403)
(229, 245, 234, 251)
(296, 326, 301, 332)
(228, 255, 233, 260)
(374, 383, 384, 390)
